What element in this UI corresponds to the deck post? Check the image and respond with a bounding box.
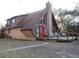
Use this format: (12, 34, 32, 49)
(67, 33, 68, 41)
(71, 31, 73, 40)
(75, 35, 77, 40)
(57, 31, 58, 41)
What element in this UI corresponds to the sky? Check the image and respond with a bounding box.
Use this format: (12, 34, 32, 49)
(0, 0, 79, 26)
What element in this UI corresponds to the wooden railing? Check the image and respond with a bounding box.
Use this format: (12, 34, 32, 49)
(49, 32, 79, 41)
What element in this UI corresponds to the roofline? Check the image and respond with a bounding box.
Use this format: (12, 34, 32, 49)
(6, 9, 45, 21)
(6, 14, 29, 21)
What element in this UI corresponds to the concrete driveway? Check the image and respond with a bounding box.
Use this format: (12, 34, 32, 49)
(0, 39, 79, 58)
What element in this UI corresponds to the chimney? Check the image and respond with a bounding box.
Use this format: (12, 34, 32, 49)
(46, 1, 52, 9)
(46, 1, 53, 37)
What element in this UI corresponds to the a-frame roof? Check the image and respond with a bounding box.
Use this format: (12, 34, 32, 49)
(4, 8, 59, 32)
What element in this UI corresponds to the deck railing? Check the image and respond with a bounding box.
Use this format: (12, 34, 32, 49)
(49, 32, 79, 41)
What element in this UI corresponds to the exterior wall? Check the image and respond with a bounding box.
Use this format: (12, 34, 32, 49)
(10, 28, 26, 39)
(8, 28, 35, 40)
(5, 30, 9, 35)
(21, 30, 34, 38)
(4, 30, 10, 36)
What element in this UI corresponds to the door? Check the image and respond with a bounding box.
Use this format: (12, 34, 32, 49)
(38, 24, 45, 37)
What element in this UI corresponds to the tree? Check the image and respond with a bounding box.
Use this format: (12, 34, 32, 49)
(54, 8, 75, 32)
(53, 2, 79, 32)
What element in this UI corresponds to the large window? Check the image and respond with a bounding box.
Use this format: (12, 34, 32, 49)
(12, 19, 15, 24)
(7, 21, 10, 26)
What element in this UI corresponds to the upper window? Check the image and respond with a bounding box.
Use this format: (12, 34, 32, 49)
(7, 20, 10, 26)
(12, 19, 15, 24)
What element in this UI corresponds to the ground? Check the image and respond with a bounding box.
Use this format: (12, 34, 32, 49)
(0, 38, 79, 58)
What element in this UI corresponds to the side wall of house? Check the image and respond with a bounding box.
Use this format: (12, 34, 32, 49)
(5, 28, 36, 40)
(5, 30, 9, 35)
(10, 28, 26, 40)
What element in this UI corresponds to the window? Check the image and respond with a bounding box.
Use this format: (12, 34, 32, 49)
(12, 19, 15, 24)
(7, 21, 10, 26)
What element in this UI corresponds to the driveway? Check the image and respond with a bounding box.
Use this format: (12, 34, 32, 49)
(0, 39, 79, 58)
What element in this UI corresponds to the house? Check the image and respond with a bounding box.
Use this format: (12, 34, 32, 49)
(3, 1, 59, 40)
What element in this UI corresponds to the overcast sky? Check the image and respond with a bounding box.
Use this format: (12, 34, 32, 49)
(0, 0, 79, 25)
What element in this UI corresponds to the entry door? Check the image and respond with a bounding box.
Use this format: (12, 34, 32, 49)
(38, 24, 45, 37)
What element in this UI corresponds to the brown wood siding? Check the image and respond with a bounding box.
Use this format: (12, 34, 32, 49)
(21, 30, 34, 38)
(8, 28, 35, 40)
